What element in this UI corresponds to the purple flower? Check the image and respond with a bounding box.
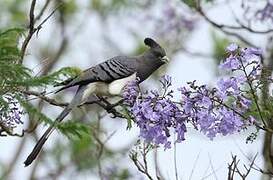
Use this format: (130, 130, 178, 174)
(219, 111, 242, 137)
(226, 43, 238, 52)
(0, 94, 24, 132)
(255, 2, 273, 22)
(219, 56, 240, 70)
(241, 47, 262, 62)
(238, 96, 252, 110)
(217, 77, 241, 96)
(125, 45, 262, 145)
(199, 96, 212, 109)
(248, 116, 256, 125)
(122, 78, 140, 106)
(131, 80, 187, 148)
(183, 97, 193, 113)
(178, 79, 249, 139)
(160, 75, 172, 89)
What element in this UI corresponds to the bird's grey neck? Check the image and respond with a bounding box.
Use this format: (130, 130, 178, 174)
(142, 51, 162, 64)
(136, 50, 164, 82)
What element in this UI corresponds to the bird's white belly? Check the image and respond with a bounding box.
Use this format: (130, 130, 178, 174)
(108, 73, 136, 95)
(82, 73, 136, 100)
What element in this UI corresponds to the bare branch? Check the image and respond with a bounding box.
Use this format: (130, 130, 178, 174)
(22, 90, 68, 107)
(20, 1, 62, 63)
(196, 0, 273, 35)
(34, 0, 51, 23)
(130, 143, 154, 180)
(20, 0, 37, 63)
(195, 0, 256, 47)
(227, 154, 259, 180)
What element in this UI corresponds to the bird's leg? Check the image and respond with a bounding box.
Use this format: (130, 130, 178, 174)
(96, 96, 118, 116)
(80, 95, 100, 106)
(95, 96, 125, 118)
(80, 95, 124, 118)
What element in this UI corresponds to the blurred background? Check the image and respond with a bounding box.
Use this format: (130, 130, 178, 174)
(1, 0, 273, 179)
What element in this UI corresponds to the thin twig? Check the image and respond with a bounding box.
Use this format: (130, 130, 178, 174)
(189, 151, 201, 180)
(208, 153, 219, 180)
(35, 3, 63, 36)
(197, 0, 273, 34)
(174, 141, 179, 180)
(154, 149, 164, 180)
(20, 0, 37, 63)
(20, 1, 62, 63)
(195, 0, 256, 47)
(34, 0, 51, 23)
(22, 90, 68, 107)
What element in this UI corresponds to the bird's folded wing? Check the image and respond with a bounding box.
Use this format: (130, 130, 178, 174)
(56, 56, 137, 92)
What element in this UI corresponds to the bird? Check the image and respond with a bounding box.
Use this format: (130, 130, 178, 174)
(24, 37, 169, 166)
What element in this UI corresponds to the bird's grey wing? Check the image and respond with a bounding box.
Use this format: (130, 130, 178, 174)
(55, 56, 137, 93)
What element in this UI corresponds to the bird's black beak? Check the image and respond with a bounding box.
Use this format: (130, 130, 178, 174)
(161, 56, 170, 63)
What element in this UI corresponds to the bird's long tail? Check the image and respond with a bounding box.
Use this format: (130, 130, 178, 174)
(24, 107, 71, 166)
(24, 86, 85, 167)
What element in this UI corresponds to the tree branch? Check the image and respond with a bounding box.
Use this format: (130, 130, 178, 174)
(20, 1, 62, 63)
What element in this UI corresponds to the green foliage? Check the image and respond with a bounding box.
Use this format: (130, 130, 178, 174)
(0, 28, 28, 94)
(18, 98, 54, 125)
(260, 96, 273, 121)
(0, 96, 9, 111)
(70, 131, 97, 170)
(0, 27, 82, 137)
(133, 39, 148, 55)
(60, 0, 78, 17)
(181, 0, 214, 8)
(0, 27, 81, 91)
(211, 32, 231, 65)
(0, 0, 26, 27)
(11, 67, 82, 87)
(121, 106, 133, 130)
(57, 120, 90, 139)
(181, 0, 197, 8)
(103, 168, 131, 180)
(7, 0, 27, 24)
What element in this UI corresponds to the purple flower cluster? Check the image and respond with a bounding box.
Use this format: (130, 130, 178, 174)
(122, 78, 140, 106)
(178, 43, 262, 139)
(148, 1, 196, 43)
(132, 95, 186, 149)
(0, 94, 24, 131)
(160, 3, 195, 33)
(122, 43, 262, 147)
(123, 75, 187, 149)
(179, 83, 245, 139)
(255, 1, 273, 22)
(219, 44, 262, 90)
(242, 1, 273, 23)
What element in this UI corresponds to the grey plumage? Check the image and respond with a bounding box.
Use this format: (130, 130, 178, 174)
(24, 37, 168, 166)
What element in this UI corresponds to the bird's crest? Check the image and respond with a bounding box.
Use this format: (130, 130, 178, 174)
(144, 38, 160, 48)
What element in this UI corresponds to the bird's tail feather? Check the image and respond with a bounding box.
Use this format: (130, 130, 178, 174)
(24, 107, 72, 166)
(24, 86, 86, 167)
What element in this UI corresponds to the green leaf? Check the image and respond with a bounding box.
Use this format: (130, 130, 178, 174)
(0, 28, 31, 94)
(10, 66, 81, 87)
(181, 0, 196, 8)
(18, 98, 54, 125)
(0, 28, 24, 48)
(57, 120, 89, 139)
(211, 32, 230, 64)
(121, 106, 133, 130)
(60, 0, 77, 16)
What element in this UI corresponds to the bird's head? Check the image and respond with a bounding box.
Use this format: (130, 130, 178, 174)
(144, 37, 169, 63)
